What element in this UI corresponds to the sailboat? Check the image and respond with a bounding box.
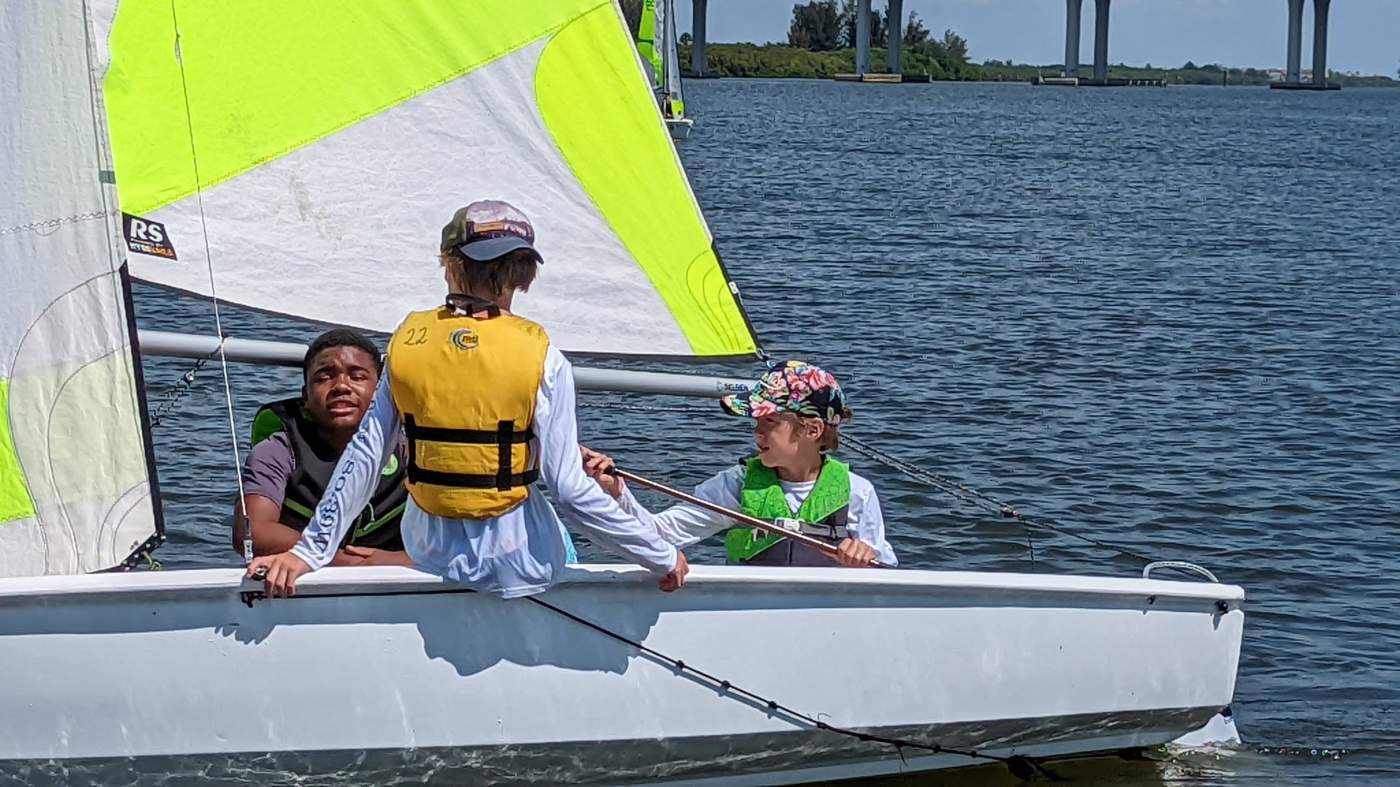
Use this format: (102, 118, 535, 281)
(638, 0, 693, 140)
(0, 2, 1242, 784)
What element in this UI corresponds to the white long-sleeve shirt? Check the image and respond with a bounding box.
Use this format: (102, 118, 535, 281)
(291, 345, 678, 598)
(616, 463, 898, 567)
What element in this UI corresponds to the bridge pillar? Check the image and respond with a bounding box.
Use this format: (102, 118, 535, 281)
(1285, 0, 1304, 82)
(1311, 0, 1330, 87)
(691, 0, 707, 77)
(1064, 0, 1083, 77)
(856, 0, 871, 76)
(887, 0, 903, 75)
(1092, 0, 1110, 82)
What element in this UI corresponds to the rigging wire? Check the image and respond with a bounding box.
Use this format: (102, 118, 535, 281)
(580, 399, 1156, 566)
(168, 0, 253, 564)
(837, 434, 1156, 565)
(147, 353, 214, 428)
(526, 595, 1053, 781)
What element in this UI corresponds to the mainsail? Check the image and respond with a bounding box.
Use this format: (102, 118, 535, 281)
(661, 0, 687, 118)
(100, 1, 757, 359)
(0, 5, 162, 577)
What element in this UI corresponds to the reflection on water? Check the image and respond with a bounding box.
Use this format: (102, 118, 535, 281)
(0, 747, 1233, 787)
(10, 739, 1387, 785)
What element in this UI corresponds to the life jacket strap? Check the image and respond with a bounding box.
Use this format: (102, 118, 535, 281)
(404, 421, 535, 445)
(406, 466, 540, 490)
(404, 414, 538, 492)
(773, 516, 850, 540)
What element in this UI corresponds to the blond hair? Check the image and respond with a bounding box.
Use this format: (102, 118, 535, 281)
(779, 412, 842, 453)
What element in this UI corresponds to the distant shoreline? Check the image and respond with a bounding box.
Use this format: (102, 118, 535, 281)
(679, 43, 1400, 88)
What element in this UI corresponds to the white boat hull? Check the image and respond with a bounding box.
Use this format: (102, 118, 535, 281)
(667, 116, 693, 140)
(0, 565, 1243, 784)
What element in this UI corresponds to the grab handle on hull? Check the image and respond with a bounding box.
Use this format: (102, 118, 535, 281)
(1142, 560, 1219, 583)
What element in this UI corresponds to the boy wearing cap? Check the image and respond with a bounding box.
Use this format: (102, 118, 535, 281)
(248, 201, 689, 597)
(583, 361, 896, 568)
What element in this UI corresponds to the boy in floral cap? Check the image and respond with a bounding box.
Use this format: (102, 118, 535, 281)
(583, 361, 896, 568)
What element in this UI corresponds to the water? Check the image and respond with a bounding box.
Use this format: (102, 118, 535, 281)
(134, 81, 1400, 784)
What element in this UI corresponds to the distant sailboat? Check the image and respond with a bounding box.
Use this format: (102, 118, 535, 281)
(0, 2, 1242, 783)
(638, 0, 693, 140)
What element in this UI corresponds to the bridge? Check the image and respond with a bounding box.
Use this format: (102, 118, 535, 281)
(687, 0, 1341, 89)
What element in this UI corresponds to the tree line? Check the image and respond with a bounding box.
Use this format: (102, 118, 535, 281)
(785, 1, 972, 76)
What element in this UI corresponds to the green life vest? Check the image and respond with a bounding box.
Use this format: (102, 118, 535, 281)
(725, 457, 851, 564)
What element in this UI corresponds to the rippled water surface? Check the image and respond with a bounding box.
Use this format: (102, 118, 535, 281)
(135, 81, 1400, 784)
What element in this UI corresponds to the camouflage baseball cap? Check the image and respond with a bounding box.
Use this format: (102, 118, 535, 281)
(440, 200, 543, 264)
(720, 361, 852, 426)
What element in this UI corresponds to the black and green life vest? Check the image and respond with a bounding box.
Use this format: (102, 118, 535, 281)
(724, 456, 851, 567)
(251, 398, 408, 551)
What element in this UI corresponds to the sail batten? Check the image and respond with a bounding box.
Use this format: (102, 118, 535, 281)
(101, 1, 758, 359)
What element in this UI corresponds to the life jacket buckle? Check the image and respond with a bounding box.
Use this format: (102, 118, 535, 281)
(774, 517, 802, 534)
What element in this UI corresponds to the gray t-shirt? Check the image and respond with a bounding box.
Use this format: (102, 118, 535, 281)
(240, 432, 296, 507)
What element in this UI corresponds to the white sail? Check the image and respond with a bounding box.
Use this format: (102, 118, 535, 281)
(99, 2, 755, 359)
(0, 4, 161, 577)
(663, 0, 687, 117)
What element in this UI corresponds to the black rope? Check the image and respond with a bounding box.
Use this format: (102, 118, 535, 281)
(525, 595, 1055, 780)
(578, 399, 1155, 566)
(148, 354, 212, 428)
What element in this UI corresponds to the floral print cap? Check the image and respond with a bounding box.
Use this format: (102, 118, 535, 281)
(720, 360, 852, 426)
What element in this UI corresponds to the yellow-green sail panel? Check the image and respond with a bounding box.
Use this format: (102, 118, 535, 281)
(102, 1, 759, 358)
(106, 0, 597, 215)
(0, 380, 36, 524)
(537, 5, 751, 356)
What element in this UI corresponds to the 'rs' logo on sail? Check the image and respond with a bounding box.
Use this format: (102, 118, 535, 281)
(121, 213, 178, 260)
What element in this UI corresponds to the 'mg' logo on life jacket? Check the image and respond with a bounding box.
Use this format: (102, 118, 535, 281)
(450, 328, 479, 351)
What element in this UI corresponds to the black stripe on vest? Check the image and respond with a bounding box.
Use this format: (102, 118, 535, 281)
(404, 414, 537, 492)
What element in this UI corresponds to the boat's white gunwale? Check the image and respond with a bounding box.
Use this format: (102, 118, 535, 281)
(0, 564, 1245, 603)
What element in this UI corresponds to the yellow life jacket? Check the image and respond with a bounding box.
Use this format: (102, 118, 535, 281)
(387, 298, 549, 519)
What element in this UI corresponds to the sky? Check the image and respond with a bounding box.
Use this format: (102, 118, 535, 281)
(672, 0, 1400, 76)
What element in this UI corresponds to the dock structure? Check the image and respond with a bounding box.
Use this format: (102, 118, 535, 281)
(1285, 0, 1304, 82)
(833, 73, 904, 83)
(690, 0, 707, 77)
(1043, 0, 1112, 86)
(832, 0, 924, 84)
(1271, 0, 1339, 89)
(1036, 75, 1164, 87)
(689, 0, 927, 84)
(854, 0, 871, 77)
(1092, 0, 1110, 82)
(1040, 0, 1340, 90)
(886, 0, 903, 76)
(1064, 0, 1082, 78)
(685, 1, 1341, 91)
